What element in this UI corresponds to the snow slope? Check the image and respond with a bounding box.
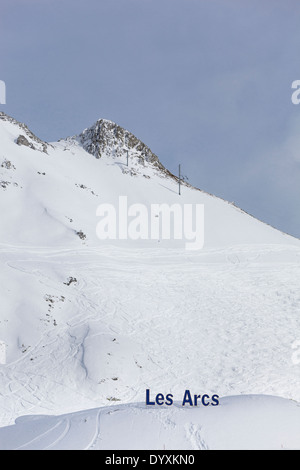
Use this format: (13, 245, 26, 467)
(0, 112, 297, 249)
(0, 112, 300, 449)
(0, 396, 299, 450)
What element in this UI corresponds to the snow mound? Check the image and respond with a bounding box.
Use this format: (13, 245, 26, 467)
(0, 395, 299, 450)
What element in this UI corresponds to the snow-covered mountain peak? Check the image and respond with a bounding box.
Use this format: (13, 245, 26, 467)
(71, 117, 168, 175)
(0, 111, 299, 249)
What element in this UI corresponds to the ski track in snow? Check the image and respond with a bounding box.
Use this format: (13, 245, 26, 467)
(185, 423, 209, 450)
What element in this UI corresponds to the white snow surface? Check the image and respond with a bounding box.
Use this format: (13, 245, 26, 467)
(0, 113, 300, 450)
(0, 395, 299, 450)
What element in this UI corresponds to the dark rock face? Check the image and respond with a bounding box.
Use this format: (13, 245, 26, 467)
(16, 135, 35, 149)
(77, 119, 166, 173)
(1, 160, 16, 170)
(0, 112, 49, 153)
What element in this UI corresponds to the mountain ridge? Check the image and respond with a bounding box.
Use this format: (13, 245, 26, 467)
(0, 110, 299, 247)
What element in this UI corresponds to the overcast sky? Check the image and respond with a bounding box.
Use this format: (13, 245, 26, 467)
(1, 0, 300, 237)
